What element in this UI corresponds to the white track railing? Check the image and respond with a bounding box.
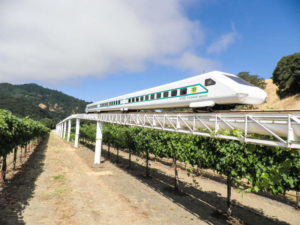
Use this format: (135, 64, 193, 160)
(56, 112, 300, 164)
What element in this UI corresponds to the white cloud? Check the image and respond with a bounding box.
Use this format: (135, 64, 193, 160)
(159, 52, 220, 74)
(207, 23, 238, 54)
(0, 0, 219, 84)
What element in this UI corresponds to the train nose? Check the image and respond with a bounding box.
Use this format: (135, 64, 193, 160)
(237, 88, 267, 105)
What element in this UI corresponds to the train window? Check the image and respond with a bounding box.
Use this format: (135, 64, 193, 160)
(163, 91, 168, 98)
(157, 93, 161, 99)
(132, 98, 135, 102)
(128, 99, 131, 103)
(171, 90, 177, 97)
(180, 88, 187, 95)
(205, 79, 216, 86)
(151, 94, 155, 100)
(135, 97, 138, 102)
(224, 75, 254, 86)
(140, 96, 144, 101)
(145, 95, 149, 100)
(118, 101, 120, 104)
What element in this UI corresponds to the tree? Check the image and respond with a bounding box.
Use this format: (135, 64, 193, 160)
(237, 72, 266, 90)
(40, 118, 55, 129)
(272, 53, 300, 99)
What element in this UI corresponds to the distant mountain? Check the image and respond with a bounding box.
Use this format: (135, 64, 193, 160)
(0, 83, 91, 120)
(0, 95, 52, 121)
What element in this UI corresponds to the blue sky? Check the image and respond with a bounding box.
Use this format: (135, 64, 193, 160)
(0, 0, 299, 103)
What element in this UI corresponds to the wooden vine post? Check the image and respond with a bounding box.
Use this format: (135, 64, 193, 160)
(227, 173, 232, 216)
(297, 192, 300, 210)
(1, 155, 7, 181)
(173, 157, 179, 190)
(13, 147, 17, 170)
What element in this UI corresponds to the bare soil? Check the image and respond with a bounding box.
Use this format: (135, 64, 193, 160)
(0, 132, 299, 224)
(255, 79, 300, 110)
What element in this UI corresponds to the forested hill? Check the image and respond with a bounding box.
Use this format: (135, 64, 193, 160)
(0, 83, 91, 121)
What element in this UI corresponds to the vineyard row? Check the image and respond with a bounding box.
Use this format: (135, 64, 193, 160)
(0, 109, 51, 181)
(64, 122, 300, 216)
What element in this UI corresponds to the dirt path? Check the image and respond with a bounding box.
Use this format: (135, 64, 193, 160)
(0, 132, 299, 224)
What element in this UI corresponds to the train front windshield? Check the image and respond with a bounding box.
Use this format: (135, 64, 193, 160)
(224, 75, 255, 87)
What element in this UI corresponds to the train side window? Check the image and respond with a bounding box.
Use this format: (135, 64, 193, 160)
(132, 98, 135, 102)
(163, 91, 168, 98)
(157, 93, 161, 99)
(180, 88, 187, 95)
(205, 78, 216, 86)
(135, 97, 139, 102)
(151, 94, 155, 100)
(140, 96, 144, 101)
(128, 99, 131, 103)
(171, 90, 177, 97)
(145, 95, 149, 100)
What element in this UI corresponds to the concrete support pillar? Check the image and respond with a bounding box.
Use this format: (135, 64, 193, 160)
(74, 119, 80, 148)
(59, 124, 62, 137)
(63, 121, 67, 139)
(94, 121, 103, 164)
(67, 120, 71, 142)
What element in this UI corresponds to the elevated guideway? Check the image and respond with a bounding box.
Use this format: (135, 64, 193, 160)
(56, 110, 300, 151)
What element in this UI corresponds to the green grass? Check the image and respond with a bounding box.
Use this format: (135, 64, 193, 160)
(52, 174, 66, 181)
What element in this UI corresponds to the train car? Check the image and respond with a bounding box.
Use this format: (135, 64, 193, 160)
(85, 71, 267, 113)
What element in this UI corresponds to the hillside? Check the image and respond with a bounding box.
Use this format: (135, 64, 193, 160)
(255, 79, 300, 110)
(0, 95, 52, 121)
(0, 83, 91, 120)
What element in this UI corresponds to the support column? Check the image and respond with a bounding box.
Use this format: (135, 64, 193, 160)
(67, 120, 71, 142)
(74, 119, 80, 148)
(94, 121, 103, 164)
(63, 121, 67, 139)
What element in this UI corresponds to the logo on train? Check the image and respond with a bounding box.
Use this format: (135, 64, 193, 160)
(191, 86, 197, 94)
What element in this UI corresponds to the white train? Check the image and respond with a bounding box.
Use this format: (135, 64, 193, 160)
(85, 71, 267, 113)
